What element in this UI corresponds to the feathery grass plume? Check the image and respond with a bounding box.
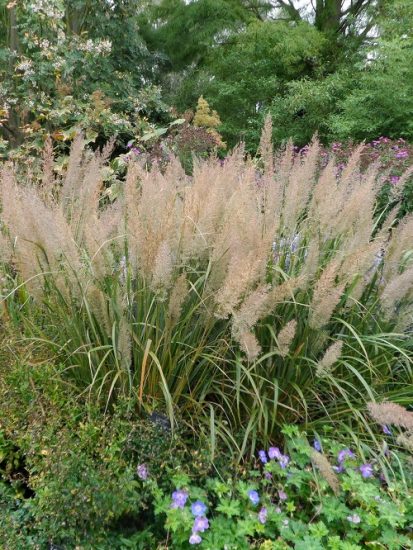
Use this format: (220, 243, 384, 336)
(86, 284, 112, 336)
(311, 449, 340, 495)
(167, 272, 189, 325)
(232, 285, 270, 354)
(2, 123, 413, 457)
(276, 319, 297, 358)
(382, 215, 413, 283)
(335, 163, 378, 243)
(60, 133, 85, 214)
(214, 244, 269, 320)
(0, 167, 82, 299)
(282, 139, 319, 234)
(396, 433, 413, 453)
(233, 285, 270, 331)
(40, 136, 57, 204)
(307, 159, 338, 238)
(309, 260, 345, 329)
(238, 330, 261, 361)
(151, 241, 174, 299)
(390, 164, 413, 203)
(394, 307, 413, 334)
(380, 266, 413, 319)
(316, 340, 343, 378)
(367, 402, 413, 431)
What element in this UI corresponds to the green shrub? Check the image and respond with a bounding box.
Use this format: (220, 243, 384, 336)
(0, 354, 212, 548)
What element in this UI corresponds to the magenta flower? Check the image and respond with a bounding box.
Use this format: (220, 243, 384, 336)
(395, 150, 408, 159)
(258, 506, 268, 524)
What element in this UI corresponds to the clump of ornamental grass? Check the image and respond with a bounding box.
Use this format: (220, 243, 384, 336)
(1, 122, 413, 457)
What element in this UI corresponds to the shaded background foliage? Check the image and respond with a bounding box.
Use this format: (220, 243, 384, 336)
(1, 0, 413, 155)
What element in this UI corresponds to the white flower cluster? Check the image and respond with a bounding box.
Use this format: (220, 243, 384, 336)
(78, 39, 112, 56)
(29, 0, 64, 19)
(16, 59, 35, 77)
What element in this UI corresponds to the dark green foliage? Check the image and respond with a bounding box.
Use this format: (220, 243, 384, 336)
(1, 357, 413, 548)
(202, 20, 326, 148)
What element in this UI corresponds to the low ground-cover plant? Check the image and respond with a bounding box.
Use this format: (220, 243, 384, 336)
(1, 361, 412, 550)
(0, 121, 413, 454)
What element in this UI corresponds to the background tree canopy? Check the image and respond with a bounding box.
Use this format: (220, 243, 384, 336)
(0, 0, 412, 152)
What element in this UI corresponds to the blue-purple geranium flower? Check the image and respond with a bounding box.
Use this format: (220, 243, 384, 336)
(268, 446, 282, 460)
(192, 516, 209, 533)
(360, 463, 374, 478)
(189, 533, 202, 545)
(191, 500, 207, 517)
(338, 448, 356, 463)
(248, 490, 260, 505)
(258, 450, 268, 464)
(171, 489, 189, 509)
(279, 454, 290, 469)
(136, 464, 148, 480)
(258, 506, 268, 524)
(313, 439, 322, 452)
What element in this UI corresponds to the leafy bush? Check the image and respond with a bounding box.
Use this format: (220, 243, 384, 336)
(1, 123, 413, 455)
(0, 352, 211, 548)
(2, 364, 413, 550)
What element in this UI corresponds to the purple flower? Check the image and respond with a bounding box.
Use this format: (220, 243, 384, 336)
(191, 500, 207, 517)
(248, 490, 260, 505)
(258, 506, 268, 524)
(171, 489, 189, 509)
(258, 450, 268, 464)
(279, 454, 290, 469)
(360, 463, 374, 478)
(338, 449, 356, 463)
(390, 175, 400, 185)
(382, 425, 392, 435)
(395, 150, 408, 159)
(333, 464, 345, 474)
(347, 514, 361, 524)
(189, 533, 202, 545)
(193, 516, 209, 533)
(313, 439, 322, 452)
(268, 446, 282, 460)
(278, 490, 287, 501)
(131, 147, 141, 155)
(264, 471, 273, 480)
(137, 464, 148, 480)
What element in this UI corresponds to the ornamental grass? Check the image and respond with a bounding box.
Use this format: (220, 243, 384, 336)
(1, 121, 412, 456)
